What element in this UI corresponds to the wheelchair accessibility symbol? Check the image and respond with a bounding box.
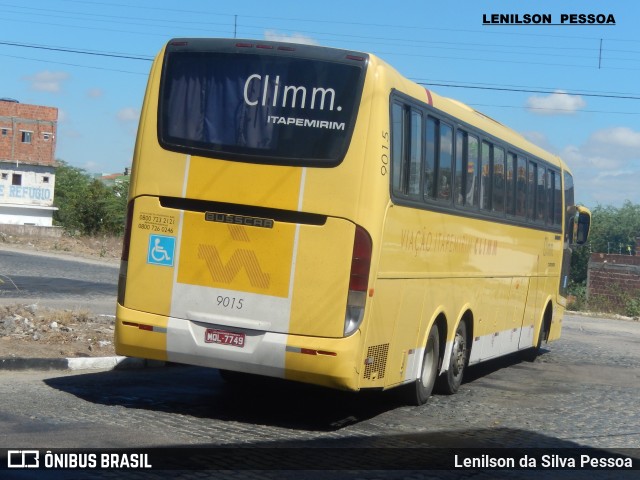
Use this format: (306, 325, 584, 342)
(147, 235, 176, 267)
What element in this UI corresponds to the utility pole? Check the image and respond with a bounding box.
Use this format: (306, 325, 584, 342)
(598, 39, 602, 69)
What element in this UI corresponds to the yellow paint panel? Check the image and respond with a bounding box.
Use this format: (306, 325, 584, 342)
(114, 304, 168, 361)
(185, 157, 303, 210)
(177, 213, 295, 298)
(284, 332, 362, 390)
(124, 196, 179, 316)
(289, 218, 355, 337)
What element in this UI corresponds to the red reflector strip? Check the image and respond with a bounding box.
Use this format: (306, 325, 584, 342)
(346, 54, 366, 61)
(317, 350, 337, 357)
(236, 42, 254, 48)
(256, 44, 274, 49)
(121, 322, 165, 333)
(277, 46, 295, 51)
(286, 346, 337, 356)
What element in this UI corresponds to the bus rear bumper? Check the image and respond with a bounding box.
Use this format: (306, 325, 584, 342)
(115, 304, 362, 391)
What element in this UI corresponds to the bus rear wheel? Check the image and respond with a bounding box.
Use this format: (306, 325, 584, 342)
(437, 320, 468, 394)
(404, 323, 440, 406)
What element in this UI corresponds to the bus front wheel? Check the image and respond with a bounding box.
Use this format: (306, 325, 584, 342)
(523, 317, 548, 362)
(404, 323, 440, 406)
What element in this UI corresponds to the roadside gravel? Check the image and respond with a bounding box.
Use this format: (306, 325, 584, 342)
(1, 234, 121, 358)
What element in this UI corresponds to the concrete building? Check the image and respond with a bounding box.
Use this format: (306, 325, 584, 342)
(0, 98, 58, 226)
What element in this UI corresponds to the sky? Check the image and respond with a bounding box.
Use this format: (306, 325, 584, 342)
(0, 0, 638, 209)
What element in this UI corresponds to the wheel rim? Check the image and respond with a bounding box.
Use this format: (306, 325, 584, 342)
(451, 332, 466, 377)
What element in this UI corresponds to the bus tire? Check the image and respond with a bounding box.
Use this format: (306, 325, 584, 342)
(404, 323, 439, 406)
(523, 306, 552, 362)
(437, 320, 468, 395)
(522, 321, 546, 362)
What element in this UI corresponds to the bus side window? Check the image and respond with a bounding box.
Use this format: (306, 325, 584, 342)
(537, 165, 547, 223)
(466, 135, 479, 207)
(438, 122, 453, 202)
(391, 103, 405, 195)
(553, 170, 563, 227)
(408, 110, 422, 197)
(424, 117, 437, 199)
(515, 156, 527, 217)
(505, 153, 516, 216)
(391, 103, 423, 199)
(546, 169, 554, 225)
(455, 130, 479, 208)
(454, 130, 464, 205)
(492, 146, 505, 213)
(527, 161, 537, 220)
(480, 141, 492, 210)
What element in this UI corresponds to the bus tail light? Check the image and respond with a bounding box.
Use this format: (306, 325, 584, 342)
(117, 200, 134, 305)
(344, 226, 372, 336)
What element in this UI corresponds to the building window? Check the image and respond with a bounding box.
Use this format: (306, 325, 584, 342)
(43, 132, 52, 141)
(1, 128, 8, 137)
(1, 173, 7, 180)
(21, 131, 33, 143)
(12, 174, 22, 186)
(42, 176, 50, 184)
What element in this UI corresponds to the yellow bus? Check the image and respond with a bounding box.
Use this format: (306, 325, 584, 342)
(115, 38, 591, 405)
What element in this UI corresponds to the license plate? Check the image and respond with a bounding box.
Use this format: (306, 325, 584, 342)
(204, 329, 245, 348)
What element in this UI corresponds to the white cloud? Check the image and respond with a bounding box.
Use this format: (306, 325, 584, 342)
(589, 126, 640, 151)
(57, 109, 69, 124)
(87, 88, 104, 99)
(55, 110, 82, 139)
(526, 91, 586, 115)
(263, 30, 319, 46)
(22, 71, 70, 93)
(559, 126, 640, 206)
(116, 107, 139, 123)
(116, 107, 139, 136)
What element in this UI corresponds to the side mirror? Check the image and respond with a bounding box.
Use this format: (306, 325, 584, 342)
(575, 206, 591, 246)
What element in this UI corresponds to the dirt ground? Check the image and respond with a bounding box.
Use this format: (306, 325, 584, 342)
(0, 232, 122, 263)
(0, 234, 122, 359)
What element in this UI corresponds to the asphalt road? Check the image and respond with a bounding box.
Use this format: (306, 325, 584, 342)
(0, 313, 638, 479)
(0, 248, 118, 315)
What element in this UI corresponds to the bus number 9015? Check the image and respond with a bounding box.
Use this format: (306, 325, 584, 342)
(217, 296, 244, 310)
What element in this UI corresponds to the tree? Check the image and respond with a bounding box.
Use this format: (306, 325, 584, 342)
(588, 202, 640, 255)
(53, 160, 129, 236)
(53, 161, 91, 234)
(570, 201, 640, 285)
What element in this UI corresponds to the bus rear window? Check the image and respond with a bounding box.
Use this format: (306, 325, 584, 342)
(159, 50, 366, 166)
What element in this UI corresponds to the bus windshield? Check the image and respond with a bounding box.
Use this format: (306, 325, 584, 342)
(159, 48, 366, 166)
